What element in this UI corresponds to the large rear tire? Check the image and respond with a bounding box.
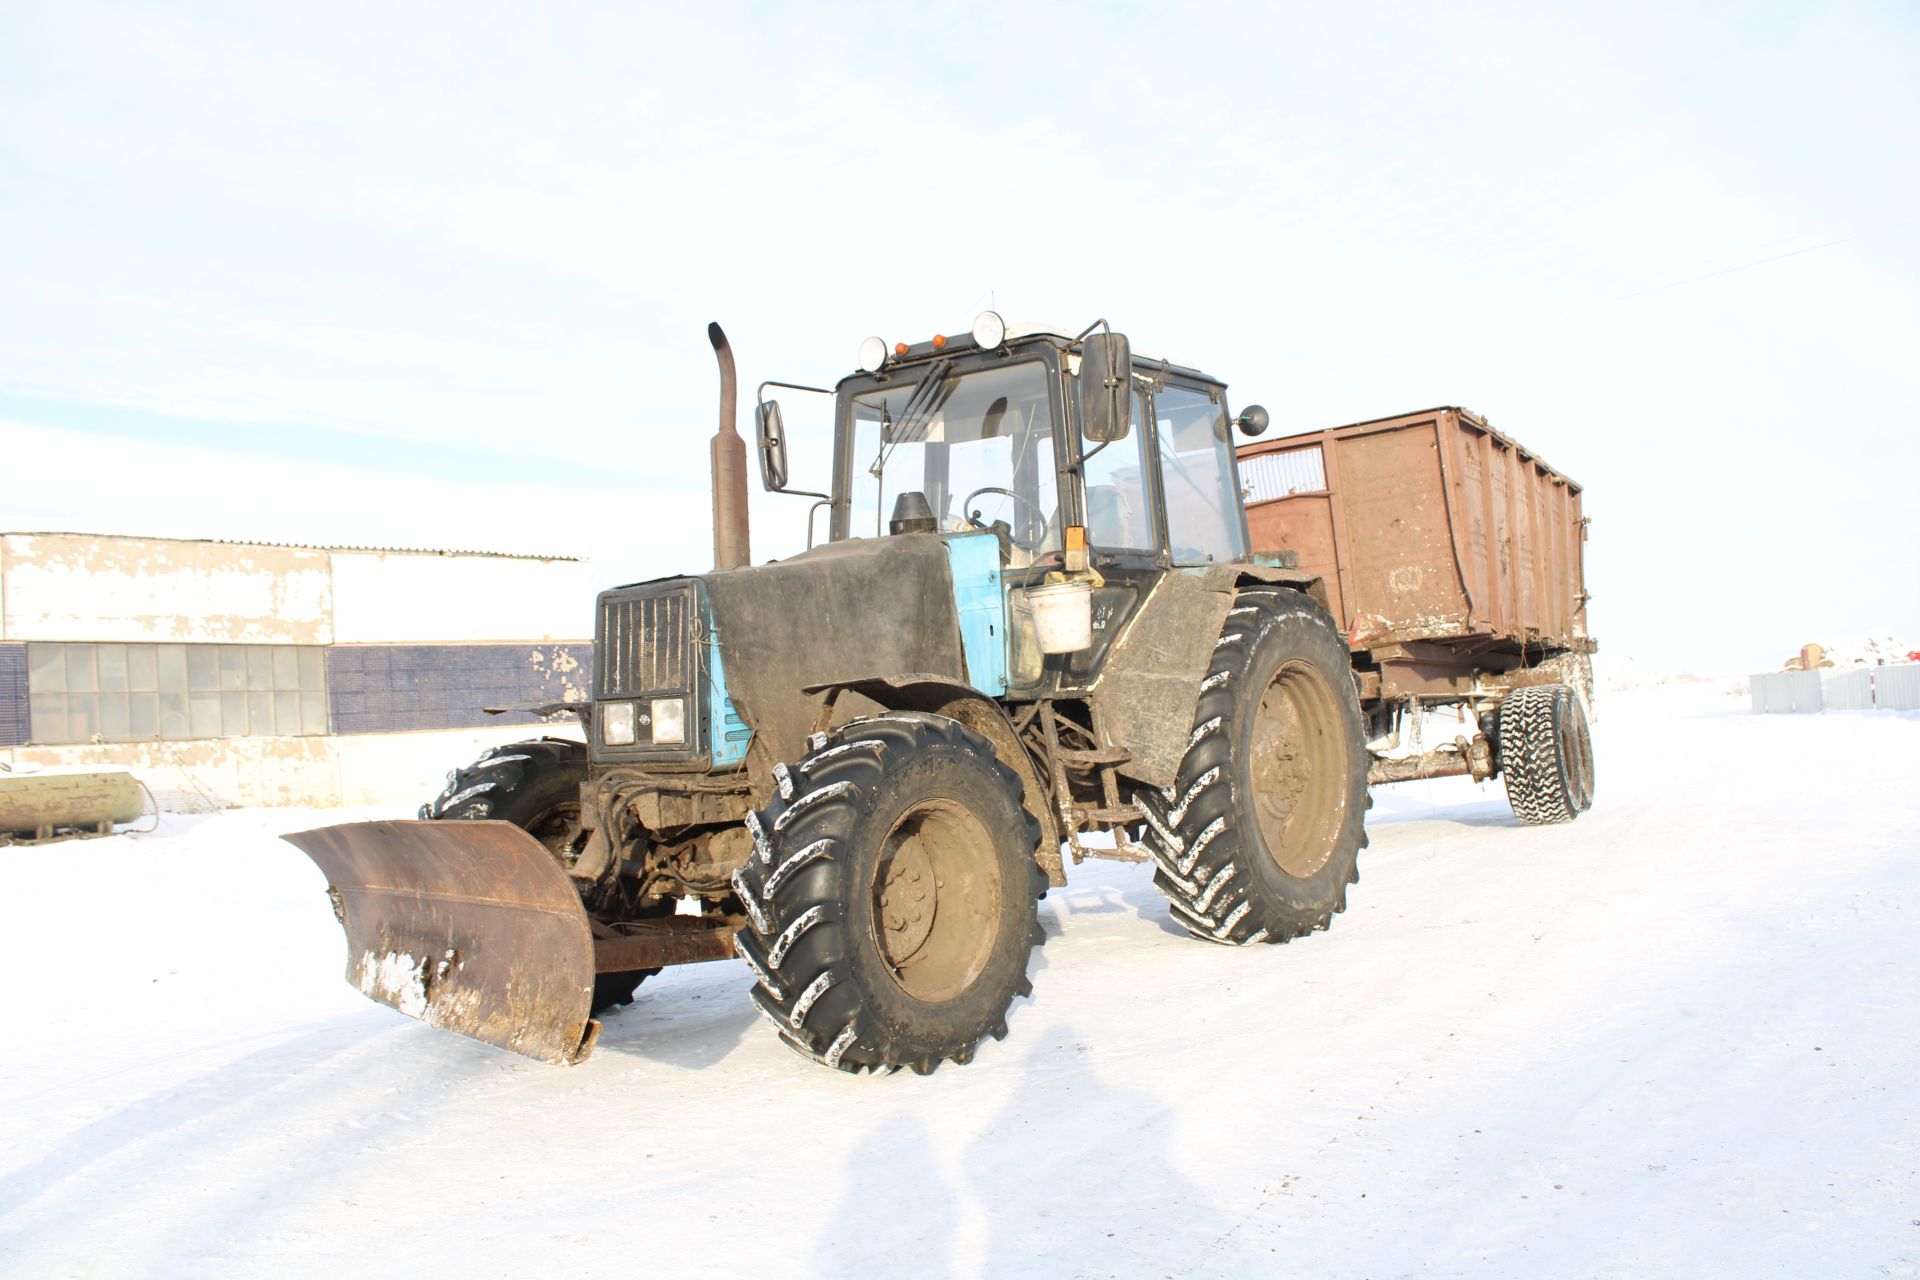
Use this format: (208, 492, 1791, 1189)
(732, 713, 1045, 1075)
(1139, 587, 1370, 944)
(1497, 684, 1594, 825)
(421, 738, 656, 1012)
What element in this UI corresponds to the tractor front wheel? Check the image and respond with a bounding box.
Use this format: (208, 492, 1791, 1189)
(733, 713, 1045, 1074)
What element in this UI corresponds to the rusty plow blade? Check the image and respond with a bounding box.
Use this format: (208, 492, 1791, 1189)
(284, 820, 600, 1066)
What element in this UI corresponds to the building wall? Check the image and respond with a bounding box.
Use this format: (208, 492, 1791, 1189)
(329, 551, 598, 643)
(0, 533, 597, 808)
(327, 642, 591, 734)
(3, 723, 586, 810)
(334, 723, 586, 807)
(0, 644, 27, 746)
(0, 533, 333, 644)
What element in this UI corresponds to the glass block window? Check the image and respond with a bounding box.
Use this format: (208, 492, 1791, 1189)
(26, 643, 329, 744)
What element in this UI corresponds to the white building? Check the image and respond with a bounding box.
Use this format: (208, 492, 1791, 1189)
(0, 532, 600, 808)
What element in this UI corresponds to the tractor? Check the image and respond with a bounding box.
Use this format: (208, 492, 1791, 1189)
(287, 314, 1382, 1074)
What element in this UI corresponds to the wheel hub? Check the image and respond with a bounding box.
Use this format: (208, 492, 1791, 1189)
(870, 798, 1002, 1004)
(878, 835, 938, 960)
(1248, 660, 1347, 879)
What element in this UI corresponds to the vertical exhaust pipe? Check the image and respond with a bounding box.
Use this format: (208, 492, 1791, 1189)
(708, 321, 751, 570)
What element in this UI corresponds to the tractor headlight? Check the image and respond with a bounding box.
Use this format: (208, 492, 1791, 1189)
(601, 701, 638, 746)
(650, 697, 687, 744)
(972, 310, 1007, 349)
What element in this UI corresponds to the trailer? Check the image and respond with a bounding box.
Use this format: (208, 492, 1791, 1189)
(1238, 406, 1596, 822)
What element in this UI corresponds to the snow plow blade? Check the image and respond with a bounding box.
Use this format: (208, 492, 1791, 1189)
(284, 819, 600, 1066)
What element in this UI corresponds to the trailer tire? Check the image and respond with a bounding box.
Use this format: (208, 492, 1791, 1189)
(422, 738, 658, 1012)
(1497, 684, 1594, 825)
(1138, 587, 1369, 945)
(733, 713, 1045, 1075)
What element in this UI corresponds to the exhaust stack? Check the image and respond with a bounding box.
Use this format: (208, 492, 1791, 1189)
(708, 322, 751, 570)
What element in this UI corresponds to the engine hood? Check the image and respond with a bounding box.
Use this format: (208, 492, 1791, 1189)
(699, 532, 968, 784)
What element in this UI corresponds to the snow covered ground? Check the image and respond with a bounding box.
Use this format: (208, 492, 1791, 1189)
(3, 680, 1916, 1279)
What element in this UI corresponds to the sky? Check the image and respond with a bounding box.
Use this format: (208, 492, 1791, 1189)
(2, 0, 1916, 672)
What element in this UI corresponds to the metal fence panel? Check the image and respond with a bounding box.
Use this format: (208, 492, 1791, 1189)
(1750, 670, 1825, 713)
(1822, 668, 1875, 711)
(1788, 670, 1826, 712)
(1876, 663, 1920, 710)
(1750, 664, 1920, 712)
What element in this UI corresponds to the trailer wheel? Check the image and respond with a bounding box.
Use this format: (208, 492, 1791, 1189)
(1138, 587, 1369, 945)
(733, 713, 1045, 1075)
(1497, 684, 1594, 825)
(422, 739, 658, 1011)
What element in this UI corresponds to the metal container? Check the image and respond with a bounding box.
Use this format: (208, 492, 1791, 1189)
(1240, 406, 1591, 659)
(0, 770, 146, 838)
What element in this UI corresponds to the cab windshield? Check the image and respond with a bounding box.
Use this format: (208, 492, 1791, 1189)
(843, 360, 1060, 558)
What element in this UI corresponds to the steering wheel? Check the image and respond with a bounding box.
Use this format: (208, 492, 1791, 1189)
(961, 485, 1045, 546)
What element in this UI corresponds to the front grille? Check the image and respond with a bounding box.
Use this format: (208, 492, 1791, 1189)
(597, 586, 691, 698)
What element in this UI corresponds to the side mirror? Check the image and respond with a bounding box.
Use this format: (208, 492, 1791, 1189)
(1235, 404, 1271, 437)
(1081, 330, 1132, 443)
(756, 400, 789, 491)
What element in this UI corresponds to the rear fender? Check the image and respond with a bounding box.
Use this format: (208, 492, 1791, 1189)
(804, 674, 1064, 886)
(1212, 563, 1330, 614)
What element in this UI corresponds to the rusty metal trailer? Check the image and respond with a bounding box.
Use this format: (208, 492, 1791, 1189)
(1238, 406, 1596, 812)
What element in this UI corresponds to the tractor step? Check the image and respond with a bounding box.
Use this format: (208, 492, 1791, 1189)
(1068, 840, 1153, 864)
(1055, 747, 1133, 769)
(1063, 802, 1153, 865)
(1073, 804, 1145, 824)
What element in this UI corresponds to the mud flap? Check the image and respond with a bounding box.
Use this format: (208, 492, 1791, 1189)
(284, 820, 601, 1066)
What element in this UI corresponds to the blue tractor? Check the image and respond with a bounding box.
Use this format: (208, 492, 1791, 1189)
(287, 315, 1369, 1074)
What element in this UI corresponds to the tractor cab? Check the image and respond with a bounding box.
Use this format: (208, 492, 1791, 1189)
(756, 315, 1273, 697)
(759, 315, 1267, 571)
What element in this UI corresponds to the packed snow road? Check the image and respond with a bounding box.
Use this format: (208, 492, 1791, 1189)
(2, 681, 1915, 1278)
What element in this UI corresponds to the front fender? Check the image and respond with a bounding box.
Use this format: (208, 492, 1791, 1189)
(801, 674, 1064, 887)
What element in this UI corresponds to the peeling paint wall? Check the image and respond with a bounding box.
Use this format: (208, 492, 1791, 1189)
(3, 736, 340, 808)
(4, 724, 589, 809)
(329, 551, 599, 643)
(0, 534, 333, 644)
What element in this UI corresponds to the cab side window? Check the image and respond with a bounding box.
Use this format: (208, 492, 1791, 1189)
(1081, 388, 1157, 553)
(1154, 384, 1248, 565)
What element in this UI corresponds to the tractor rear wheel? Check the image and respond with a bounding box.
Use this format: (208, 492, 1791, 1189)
(1497, 684, 1594, 825)
(733, 713, 1045, 1074)
(1139, 587, 1369, 944)
(422, 738, 658, 1012)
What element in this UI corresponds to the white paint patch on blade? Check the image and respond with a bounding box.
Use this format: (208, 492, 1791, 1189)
(354, 949, 429, 1019)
